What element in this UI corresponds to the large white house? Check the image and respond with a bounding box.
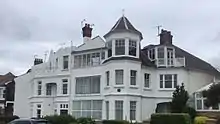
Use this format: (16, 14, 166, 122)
(14, 15, 220, 122)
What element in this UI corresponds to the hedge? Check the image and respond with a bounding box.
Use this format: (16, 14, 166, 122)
(102, 120, 129, 124)
(44, 115, 76, 124)
(150, 113, 191, 124)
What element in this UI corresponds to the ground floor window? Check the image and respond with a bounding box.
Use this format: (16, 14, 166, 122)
(36, 104, 41, 118)
(115, 100, 123, 120)
(60, 104, 69, 115)
(72, 100, 102, 119)
(130, 101, 136, 120)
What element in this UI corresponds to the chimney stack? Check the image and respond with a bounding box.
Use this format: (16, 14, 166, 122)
(82, 23, 93, 42)
(34, 58, 43, 65)
(159, 29, 173, 45)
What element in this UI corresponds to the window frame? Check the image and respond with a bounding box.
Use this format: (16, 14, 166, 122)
(144, 73, 150, 88)
(115, 39, 125, 55)
(159, 74, 177, 89)
(115, 70, 124, 85)
(63, 55, 69, 70)
(130, 101, 136, 120)
(106, 71, 110, 86)
(115, 100, 123, 120)
(62, 79, 68, 95)
(37, 81, 42, 96)
(130, 70, 137, 86)
(129, 40, 137, 56)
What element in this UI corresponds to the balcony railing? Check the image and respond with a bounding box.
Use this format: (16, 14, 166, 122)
(156, 57, 185, 67)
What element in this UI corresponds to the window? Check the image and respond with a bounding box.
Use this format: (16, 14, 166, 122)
(130, 70, 137, 85)
(101, 51, 105, 60)
(72, 100, 102, 119)
(115, 101, 123, 120)
(63, 56, 69, 69)
(167, 48, 174, 66)
(157, 47, 165, 65)
(37, 104, 41, 118)
(107, 41, 112, 57)
(196, 99, 202, 110)
(37, 81, 42, 95)
(46, 84, 52, 95)
(55, 58, 58, 68)
(149, 49, 155, 60)
(115, 70, 123, 85)
(60, 104, 68, 115)
(106, 71, 110, 86)
(75, 76, 100, 94)
(62, 79, 68, 94)
(106, 101, 109, 120)
(160, 74, 177, 89)
(130, 101, 136, 120)
(144, 73, 150, 88)
(129, 40, 137, 56)
(115, 39, 125, 55)
(74, 52, 102, 68)
(0, 88, 4, 98)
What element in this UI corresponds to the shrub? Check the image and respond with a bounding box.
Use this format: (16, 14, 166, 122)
(150, 113, 191, 124)
(194, 116, 208, 124)
(76, 117, 95, 124)
(183, 106, 197, 121)
(44, 115, 76, 124)
(102, 120, 129, 124)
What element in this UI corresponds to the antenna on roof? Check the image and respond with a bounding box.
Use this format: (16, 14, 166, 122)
(122, 9, 125, 17)
(156, 25, 162, 36)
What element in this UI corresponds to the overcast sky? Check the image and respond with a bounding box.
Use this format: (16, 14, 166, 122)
(1, 0, 220, 75)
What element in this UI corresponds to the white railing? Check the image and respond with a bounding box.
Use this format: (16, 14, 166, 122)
(156, 57, 185, 67)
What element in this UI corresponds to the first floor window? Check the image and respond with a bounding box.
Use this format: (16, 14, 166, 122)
(130, 101, 136, 120)
(129, 40, 137, 56)
(115, 101, 123, 120)
(37, 81, 42, 95)
(160, 74, 177, 89)
(72, 100, 102, 119)
(60, 104, 68, 115)
(106, 101, 109, 120)
(115, 70, 123, 85)
(62, 79, 68, 94)
(46, 84, 52, 95)
(0, 88, 5, 98)
(75, 76, 100, 94)
(144, 73, 150, 88)
(37, 104, 41, 118)
(130, 70, 137, 85)
(106, 71, 110, 86)
(107, 41, 112, 57)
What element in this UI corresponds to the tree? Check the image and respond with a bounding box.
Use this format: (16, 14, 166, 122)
(171, 83, 189, 113)
(202, 83, 220, 107)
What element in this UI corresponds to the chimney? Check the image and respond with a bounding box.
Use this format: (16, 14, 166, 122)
(159, 29, 173, 45)
(34, 58, 43, 65)
(82, 23, 93, 42)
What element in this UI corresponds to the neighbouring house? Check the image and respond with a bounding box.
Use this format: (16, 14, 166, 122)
(14, 15, 220, 122)
(0, 72, 16, 116)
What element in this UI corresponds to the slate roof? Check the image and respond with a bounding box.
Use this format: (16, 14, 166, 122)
(142, 44, 220, 76)
(104, 16, 143, 40)
(0, 72, 16, 86)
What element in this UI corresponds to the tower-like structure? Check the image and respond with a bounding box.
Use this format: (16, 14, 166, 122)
(104, 15, 143, 60)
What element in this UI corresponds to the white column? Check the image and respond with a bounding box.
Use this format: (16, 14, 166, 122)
(125, 38, 129, 55)
(112, 39, 116, 56)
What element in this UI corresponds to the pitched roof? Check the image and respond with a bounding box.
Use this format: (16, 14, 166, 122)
(0, 72, 16, 86)
(142, 44, 220, 76)
(104, 16, 143, 40)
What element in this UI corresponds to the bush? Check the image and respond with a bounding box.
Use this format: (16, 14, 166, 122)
(194, 116, 208, 124)
(150, 113, 191, 124)
(76, 117, 95, 124)
(183, 106, 197, 121)
(44, 115, 76, 124)
(102, 120, 129, 124)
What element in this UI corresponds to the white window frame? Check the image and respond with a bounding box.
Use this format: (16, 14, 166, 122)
(106, 101, 109, 120)
(115, 39, 125, 55)
(0, 87, 5, 99)
(130, 101, 136, 121)
(62, 79, 68, 95)
(130, 70, 137, 86)
(63, 55, 69, 70)
(37, 81, 42, 96)
(115, 70, 124, 85)
(129, 40, 137, 56)
(115, 100, 123, 120)
(106, 71, 110, 86)
(144, 73, 150, 88)
(159, 74, 177, 89)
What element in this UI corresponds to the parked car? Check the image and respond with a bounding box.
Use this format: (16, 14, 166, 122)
(8, 118, 51, 124)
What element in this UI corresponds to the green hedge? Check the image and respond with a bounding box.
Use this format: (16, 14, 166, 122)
(44, 115, 76, 124)
(102, 120, 129, 124)
(150, 113, 191, 124)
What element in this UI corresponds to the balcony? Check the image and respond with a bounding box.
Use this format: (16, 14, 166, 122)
(156, 57, 185, 67)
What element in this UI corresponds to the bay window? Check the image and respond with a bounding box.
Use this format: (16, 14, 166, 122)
(75, 76, 100, 94)
(115, 39, 125, 55)
(160, 74, 177, 89)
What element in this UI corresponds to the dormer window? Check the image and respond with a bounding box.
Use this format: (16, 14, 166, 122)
(115, 39, 125, 55)
(148, 49, 155, 60)
(167, 48, 174, 66)
(129, 40, 137, 56)
(157, 47, 165, 65)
